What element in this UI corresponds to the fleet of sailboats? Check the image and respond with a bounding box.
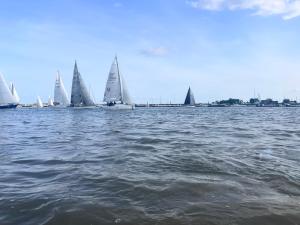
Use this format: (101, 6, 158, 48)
(1, 56, 195, 110)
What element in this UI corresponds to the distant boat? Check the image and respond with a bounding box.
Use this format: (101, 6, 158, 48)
(54, 71, 69, 106)
(10, 83, 20, 103)
(37, 96, 43, 108)
(48, 96, 54, 107)
(70, 61, 95, 107)
(103, 56, 134, 109)
(184, 87, 196, 106)
(0, 73, 19, 109)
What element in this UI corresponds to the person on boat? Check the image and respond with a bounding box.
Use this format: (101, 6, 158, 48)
(108, 101, 116, 106)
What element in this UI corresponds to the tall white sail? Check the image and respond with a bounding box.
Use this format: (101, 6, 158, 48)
(0, 73, 17, 106)
(70, 61, 95, 107)
(48, 96, 54, 106)
(37, 96, 43, 108)
(10, 83, 20, 103)
(104, 57, 122, 103)
(54, 71, 69, 106)
(103, 56, 132, 105)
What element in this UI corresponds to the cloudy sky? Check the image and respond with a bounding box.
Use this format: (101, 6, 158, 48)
(1, 0, 300, 103)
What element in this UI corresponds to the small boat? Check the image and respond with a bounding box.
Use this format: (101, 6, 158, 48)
(184, 86, 196, 107)
(0, 73, 19, 109)
(70, 61, 95, 107)
(103, 56, 134, 110)
(54, 71, 69, 106)
(48, 96, 54, 107)
(36, 96, 43, 108)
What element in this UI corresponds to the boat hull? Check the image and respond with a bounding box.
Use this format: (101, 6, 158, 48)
(69, 105, 97, 109)
(0, 104, 18, 109)
(101, 104, 135, 110)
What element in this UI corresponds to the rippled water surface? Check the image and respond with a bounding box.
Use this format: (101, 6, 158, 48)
(0, 107, 300, 225)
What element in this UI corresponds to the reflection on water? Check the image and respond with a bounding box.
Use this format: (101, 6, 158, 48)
(0, 107, 300, 225)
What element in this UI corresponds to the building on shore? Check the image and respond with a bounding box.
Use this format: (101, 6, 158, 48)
(258, 99, 279, 107)
(249, 98, 260, 105)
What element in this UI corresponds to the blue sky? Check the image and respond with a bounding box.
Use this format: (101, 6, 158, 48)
(1, 0, 300, 103)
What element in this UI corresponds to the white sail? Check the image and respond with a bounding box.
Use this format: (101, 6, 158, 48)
(48, 96, 54, 106)
(103, 56, 132, 105)
(120, 74, 132, 105)
(104, 57, 122, 103)
(10, 83, 20, 103)
(37, 96, 43, 108)
(54, 71, 69, 106)
(0, 73, 17, 105)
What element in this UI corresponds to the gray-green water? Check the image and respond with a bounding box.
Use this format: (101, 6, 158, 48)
(0, 107, 300, 225)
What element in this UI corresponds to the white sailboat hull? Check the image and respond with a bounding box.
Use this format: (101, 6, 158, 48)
(101, 104, 135, 110)
(70, 106, 97, 109)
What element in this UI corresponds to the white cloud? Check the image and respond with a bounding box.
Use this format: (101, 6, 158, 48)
(140, 47, 169, 57)
(113, 2, 123, 8)
(186, 0, 300, 20)
(187, 0, 225, 10)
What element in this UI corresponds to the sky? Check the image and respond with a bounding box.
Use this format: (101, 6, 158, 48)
(0, 0, 300, 104)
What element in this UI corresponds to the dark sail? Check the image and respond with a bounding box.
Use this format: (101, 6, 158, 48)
(70, 61, 95, 107)
(184, 87, 196, 105)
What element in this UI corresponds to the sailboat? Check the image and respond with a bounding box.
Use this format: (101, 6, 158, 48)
(48, 96, 54, 107)
(103, 56, 134, 109)
(70, 61, 95, 107)
(54, 71, 69, 106)
(10, 83, 20, 103)
(0, 73, 19, 109)
(184, 87, 196, 106)
(36, 96, 43, 108)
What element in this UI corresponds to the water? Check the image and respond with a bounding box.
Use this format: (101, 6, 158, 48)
(0, 107, 300, 225)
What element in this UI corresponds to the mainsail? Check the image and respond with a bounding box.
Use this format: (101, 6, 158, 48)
(0, 73, 18, 106)
(10, 83, 20, 103)
(103, 56, 132, 105)
(70, 61, 94, 107)
(184, 87, 196, 105)
(54, 71, 69, 106)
